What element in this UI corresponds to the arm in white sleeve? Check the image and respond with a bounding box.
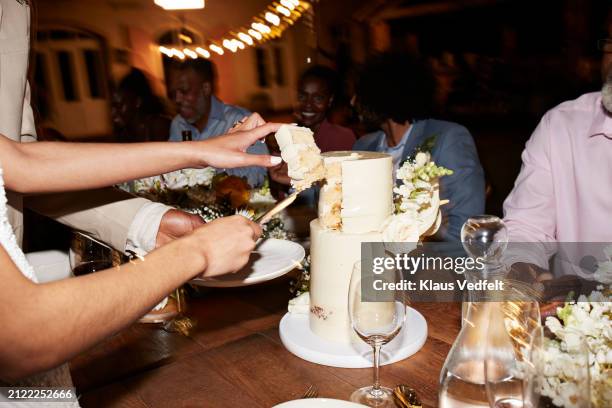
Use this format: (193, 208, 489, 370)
(126, 202, 173, 254)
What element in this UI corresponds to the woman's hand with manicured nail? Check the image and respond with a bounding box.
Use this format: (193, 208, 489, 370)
(195, 118, 283, 169)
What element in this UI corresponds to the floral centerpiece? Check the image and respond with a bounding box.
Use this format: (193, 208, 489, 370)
(118, 168, 293, 240)
(536, 287, 612, 408)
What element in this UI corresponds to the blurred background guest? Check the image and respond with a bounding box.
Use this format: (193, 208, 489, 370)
(269, 65, 355, 194)
(295, 65, 355, 152)
(112, 68, 171, 143)
(353, 53, 485, 242)
(169, 59, 268, 186)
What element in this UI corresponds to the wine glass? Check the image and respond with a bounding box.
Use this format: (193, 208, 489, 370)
(69, 232, 114, 276)
(484, 300, 542, 408)
(522, 324, 545, 408)
(348, 261, 407, 407)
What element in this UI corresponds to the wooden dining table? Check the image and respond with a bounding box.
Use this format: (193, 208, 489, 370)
(70, 275, 462, 408)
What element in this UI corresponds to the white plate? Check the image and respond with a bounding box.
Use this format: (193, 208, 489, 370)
(273, 398, 367, 408)
(190, 239, 305, 287)
(279, 306, 427, 368)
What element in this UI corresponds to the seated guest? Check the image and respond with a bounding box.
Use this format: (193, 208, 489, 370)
(269, 66, 355, 196)
(112, 68, 171, 143)
(503, 39, 612, 274)
(169, 59, 268, 186)
(353, 53, 485, 242)
(295, 65, 355, 152)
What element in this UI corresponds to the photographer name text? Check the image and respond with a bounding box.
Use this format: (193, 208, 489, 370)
(373, 279, 504, 291)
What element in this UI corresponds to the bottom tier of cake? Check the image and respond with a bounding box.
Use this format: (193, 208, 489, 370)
(309, 219, 386, 344)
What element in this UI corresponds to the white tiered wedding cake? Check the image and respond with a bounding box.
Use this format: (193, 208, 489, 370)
(310, 151, 393, 343)
(275, 124, 452, 346)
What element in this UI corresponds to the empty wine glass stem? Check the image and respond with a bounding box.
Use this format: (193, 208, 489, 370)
(371, 343, 383, 397)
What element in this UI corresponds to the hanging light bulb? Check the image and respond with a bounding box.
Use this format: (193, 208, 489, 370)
(237, 32, 254, 45)
(280, 0, 295, 10)
(276, 5, 291, 17)
(178, 33, 193, 44)
(159, 46, 173, 57)
(154, 0, 205, 10)
(195, 47, 210, 58)
(209, 44, 224, 55)
(248, 29, 263, 40)
(251, 22, 271, 34)
(264, 12, 280, 26)
(235, 39, 245, 49)
(222, 39, 238, 52)
(183, 48, 198, 59)
(171, 48, 186, 59)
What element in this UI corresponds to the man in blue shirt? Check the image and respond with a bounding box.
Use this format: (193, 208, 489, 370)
(169, 59, 268, 186)
(353, 54, 485, 242)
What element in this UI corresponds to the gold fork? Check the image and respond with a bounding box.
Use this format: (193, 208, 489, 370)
(301, 385, 318, 399)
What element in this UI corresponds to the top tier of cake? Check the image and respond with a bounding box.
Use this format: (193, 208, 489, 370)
(318, 151, 393, 234)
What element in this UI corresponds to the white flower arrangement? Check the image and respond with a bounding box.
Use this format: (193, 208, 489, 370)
(382, 151, 453, 242)
(119, 172, 292, 242)
(133, 175, 164, 194)
(538, 288, 612, 408)
(121, 168, 216, 194)
(161, 168, 216, 190)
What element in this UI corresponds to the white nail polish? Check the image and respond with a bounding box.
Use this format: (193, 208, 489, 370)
(270, 156, 282, 165)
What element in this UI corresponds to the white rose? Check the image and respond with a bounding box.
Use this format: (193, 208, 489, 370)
(400, 200, 420, 212)
(414, 192, 431, 205)
(394, 183, 414, 198)
(396, 164, 415, 181)
(414, 151, 431, 168)
(134, 175, 163, 193)
(594, 261, 612, 284)
(183, 167, 215, 187)
(382, 214, 420, 242)
(162, 170, 190, 189)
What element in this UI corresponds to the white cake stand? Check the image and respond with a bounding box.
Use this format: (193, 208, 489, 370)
(279, 306, 427, 368)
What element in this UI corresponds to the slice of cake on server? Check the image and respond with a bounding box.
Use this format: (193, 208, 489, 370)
(275, 124, 325, 191)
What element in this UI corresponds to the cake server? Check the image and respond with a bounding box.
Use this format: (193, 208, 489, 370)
(255, 191, 299, 225)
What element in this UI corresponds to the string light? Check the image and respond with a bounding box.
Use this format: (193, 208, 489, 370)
(159, 1, 306, 60)
(237, 32, 254, 45)
(183, 48, 198, 59)
(248, 29, 263, 40)
(195, 47, 210, 58)
(276, 5, 291, 17)
(209, 44, 224, 55)
(264, 12, 280, 26)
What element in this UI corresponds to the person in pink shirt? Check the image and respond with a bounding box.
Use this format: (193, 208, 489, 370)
(503, 37, 612, 281)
